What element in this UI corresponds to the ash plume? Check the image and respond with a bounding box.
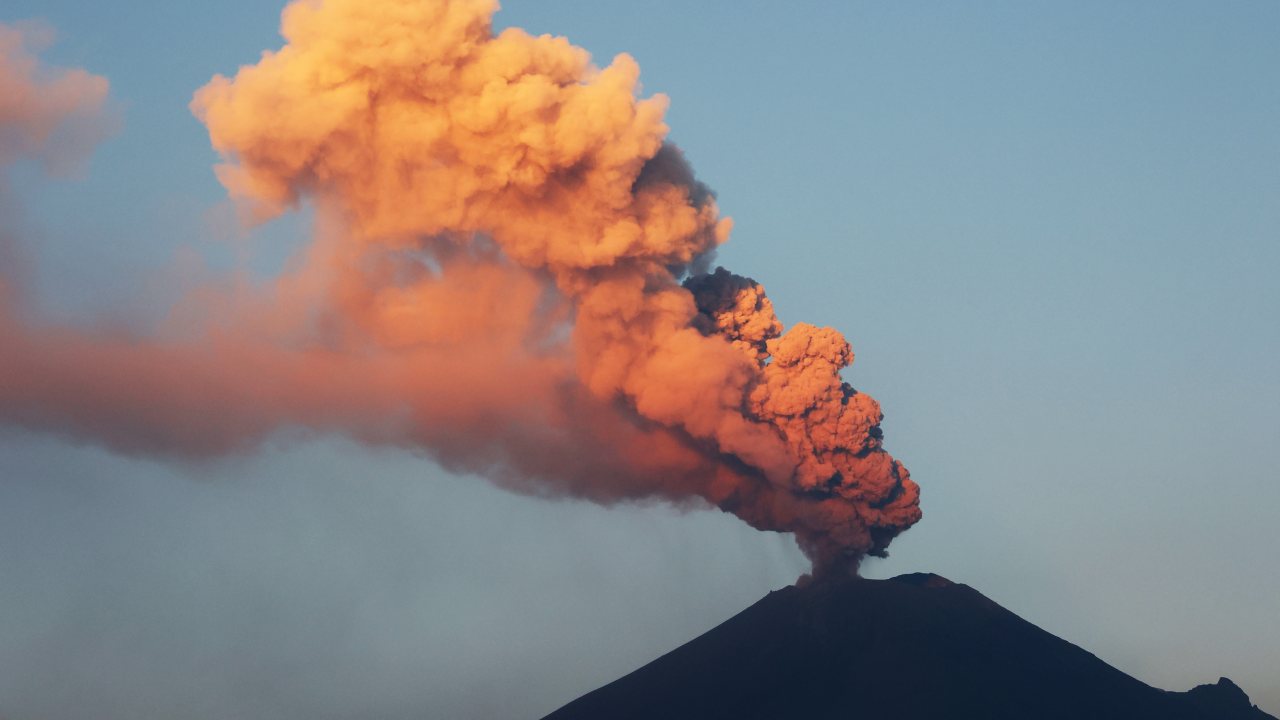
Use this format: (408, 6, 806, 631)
(0, 0, 920, 575)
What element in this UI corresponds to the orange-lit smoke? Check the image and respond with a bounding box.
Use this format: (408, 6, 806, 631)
(0, 2, 920, 575)
(0, 22, 113, 295)
(0, 22, 111, 173)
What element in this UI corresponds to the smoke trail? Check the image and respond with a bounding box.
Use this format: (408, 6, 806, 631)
(0, 1, 920, 575)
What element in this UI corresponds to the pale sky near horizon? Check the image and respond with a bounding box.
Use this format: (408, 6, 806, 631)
(1, 2, 1277, 718)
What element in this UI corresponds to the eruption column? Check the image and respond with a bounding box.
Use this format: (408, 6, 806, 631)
(0, 0, 921, 575)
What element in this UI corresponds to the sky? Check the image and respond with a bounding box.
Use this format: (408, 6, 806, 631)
(1, 1, 1277, 718)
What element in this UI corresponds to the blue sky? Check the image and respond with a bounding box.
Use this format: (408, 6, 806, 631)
(1, 2, 1277, 718)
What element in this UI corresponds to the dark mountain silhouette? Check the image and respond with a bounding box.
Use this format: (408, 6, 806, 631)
(542, 573, 1274, 720)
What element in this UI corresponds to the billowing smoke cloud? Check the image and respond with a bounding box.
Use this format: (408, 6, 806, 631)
(0, 0, 919, 575)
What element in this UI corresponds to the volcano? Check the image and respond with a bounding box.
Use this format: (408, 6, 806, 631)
(541, 573, 1273, 720)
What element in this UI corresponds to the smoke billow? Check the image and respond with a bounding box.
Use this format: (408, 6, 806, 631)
(0, 0, 919, 575)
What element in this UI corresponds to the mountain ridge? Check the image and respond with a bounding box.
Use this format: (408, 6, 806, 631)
(542, 573, 1274, 720)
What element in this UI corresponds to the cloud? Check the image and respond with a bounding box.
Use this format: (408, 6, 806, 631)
(0, 0, 919, 574)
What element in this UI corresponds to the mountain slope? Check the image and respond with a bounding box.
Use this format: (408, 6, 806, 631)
(542, 573, 1274, 720)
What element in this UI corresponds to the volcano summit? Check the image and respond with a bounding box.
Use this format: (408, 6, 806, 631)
(543, 573, 1274, 720)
